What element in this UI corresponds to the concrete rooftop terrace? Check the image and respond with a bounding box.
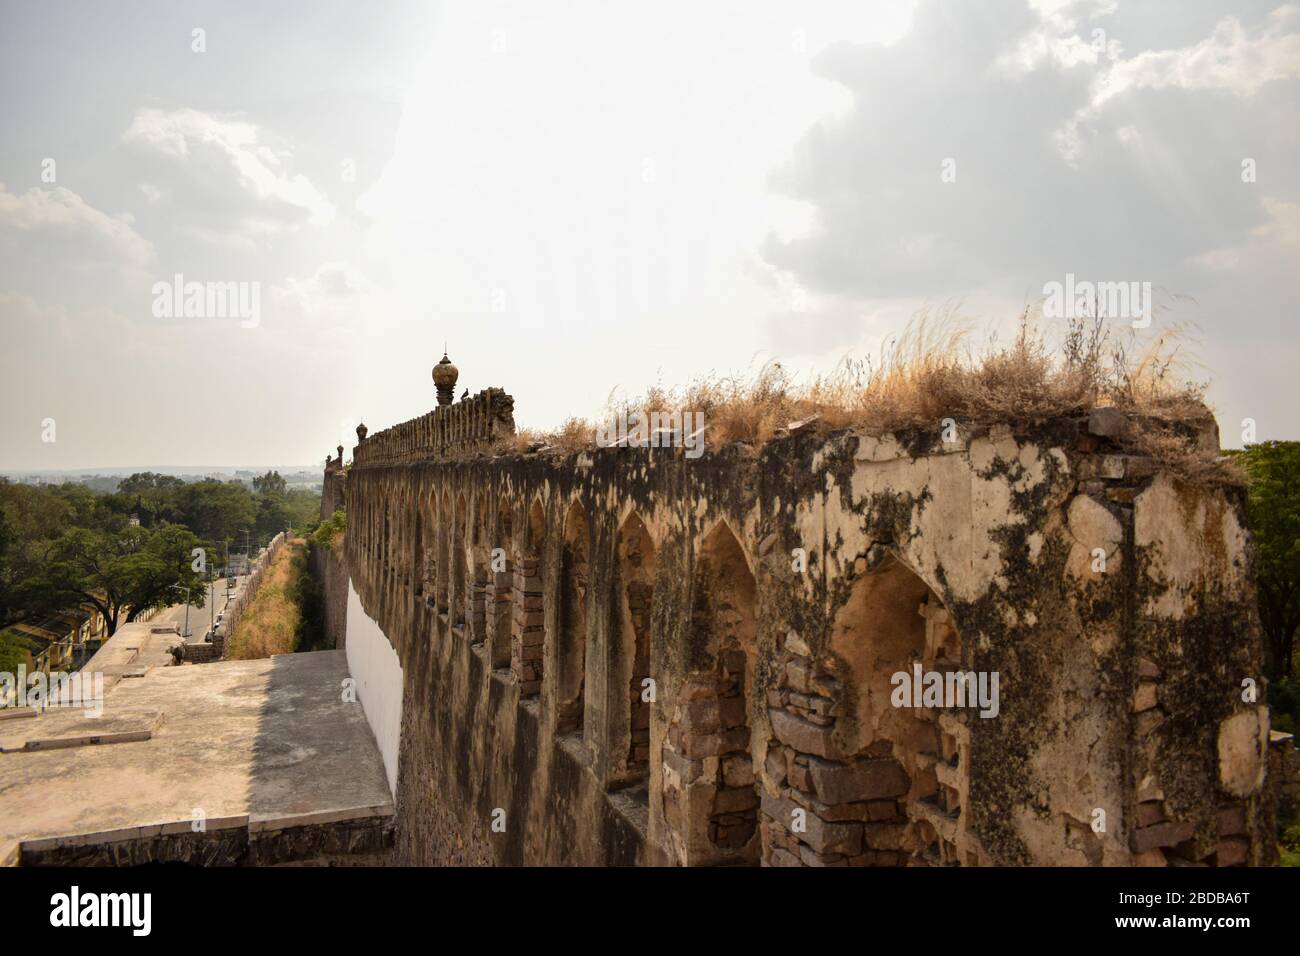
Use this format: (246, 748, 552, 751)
(0, 649, 394, 866)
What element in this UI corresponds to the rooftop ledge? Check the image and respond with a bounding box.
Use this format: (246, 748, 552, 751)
(0, 649, 393, 866)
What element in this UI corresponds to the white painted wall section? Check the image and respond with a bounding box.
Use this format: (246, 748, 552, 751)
(344, 580, 403, 797)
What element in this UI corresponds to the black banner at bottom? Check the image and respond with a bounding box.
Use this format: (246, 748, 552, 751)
(2, 864, 1294, 941)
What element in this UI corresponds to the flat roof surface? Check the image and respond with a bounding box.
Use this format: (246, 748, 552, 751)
(0, 649, 393, 861)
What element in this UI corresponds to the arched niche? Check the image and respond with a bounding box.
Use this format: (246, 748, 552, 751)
(557, 502, 590, 735)
(663, 520, 760, 866)
(615, 512, 656, 783)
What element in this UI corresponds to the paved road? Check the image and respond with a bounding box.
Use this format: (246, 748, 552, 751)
(152, 574, 245, 639)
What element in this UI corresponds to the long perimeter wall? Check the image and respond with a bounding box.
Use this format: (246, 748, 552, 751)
(338, 404, 1274, 867)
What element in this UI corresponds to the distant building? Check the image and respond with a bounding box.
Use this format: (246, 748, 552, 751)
(0, 602, 108, 675)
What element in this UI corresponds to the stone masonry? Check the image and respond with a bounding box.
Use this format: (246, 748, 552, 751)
(327, 357, 1277, 867)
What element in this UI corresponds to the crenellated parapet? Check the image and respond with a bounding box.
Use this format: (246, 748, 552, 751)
(351, 387, 515, 468)
(322, 461, 348, 522)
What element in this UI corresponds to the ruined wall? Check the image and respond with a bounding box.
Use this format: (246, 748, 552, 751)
(322, 460, 347, 522)
(310, 541, 349, 651)
(340, 404, 1273, 867)
(218, 532, 287, 659)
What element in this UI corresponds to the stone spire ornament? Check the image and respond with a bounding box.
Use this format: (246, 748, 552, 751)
(433, 348, 459, 407)
(356, 420, 368, 442)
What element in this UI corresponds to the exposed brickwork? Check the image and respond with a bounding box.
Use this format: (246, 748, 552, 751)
(511, 555, 544, 696)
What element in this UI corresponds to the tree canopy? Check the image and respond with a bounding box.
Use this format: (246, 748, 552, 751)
(31, 522, 208, 635)
(1231, 441, 1300, 679)
(0, 472, 321, 637)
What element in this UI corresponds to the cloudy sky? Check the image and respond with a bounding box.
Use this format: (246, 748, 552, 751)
(1, 0, 1297, 470)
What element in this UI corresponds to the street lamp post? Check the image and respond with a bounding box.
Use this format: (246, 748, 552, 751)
(170, 583, 191, 639)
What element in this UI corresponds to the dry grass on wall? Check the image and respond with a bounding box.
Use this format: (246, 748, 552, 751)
(226, 538, 308, 660)
(512, 312, 1239, 486)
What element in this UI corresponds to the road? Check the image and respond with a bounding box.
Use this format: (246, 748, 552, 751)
(151, 573, 245, 639)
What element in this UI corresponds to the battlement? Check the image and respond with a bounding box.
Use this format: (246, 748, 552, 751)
(351, 388, 515, 467)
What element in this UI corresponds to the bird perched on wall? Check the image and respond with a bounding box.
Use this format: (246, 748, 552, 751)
(460, 388, 468, 401)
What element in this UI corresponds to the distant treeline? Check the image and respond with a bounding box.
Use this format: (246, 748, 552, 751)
(0, 471, 322, 652)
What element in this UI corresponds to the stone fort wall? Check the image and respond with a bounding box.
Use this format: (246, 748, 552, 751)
(328, 376, 1274, 867)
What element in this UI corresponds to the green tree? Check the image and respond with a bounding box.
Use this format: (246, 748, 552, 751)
(174, 479, 256, 546)
(32, 523, 207, 637)
(252, 470, 290, 541)
(1233, 441, 1300, 678)
(252, 470, 287, 497)
(117, 472, 184, 496)
(0, 480, 112, 625)
(311, 510, 347, 551)
(284, 487, 325, 535)
(106, 473, 184, 527)
(0, 631, 34, 674)
(255, 493, 289, 541)
(0, 475, 320, 637)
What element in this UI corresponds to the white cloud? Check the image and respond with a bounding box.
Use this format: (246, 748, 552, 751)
(353, 0, 918, 429)
(269, 262, 374, 340)
(122, 107, 335, 237)
(1114, 124, 1142, 149)
(757, 0, 1299, 451)
(1057, 5, 1300, 162)
(1095, 5, 1300, 102)
(0, 182, 153, 265)
(273, 261, 372, 312)
(1193, 197, 1300, 279)
(997, 0, 1119, 74)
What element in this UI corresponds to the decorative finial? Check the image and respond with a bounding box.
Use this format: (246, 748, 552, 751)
(433, 349, 459, 407)
(356, 420, 368, 442)
(337, 444, 344, 461)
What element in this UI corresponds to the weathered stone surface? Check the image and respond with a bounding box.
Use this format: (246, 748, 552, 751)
(1217, 804, 1247, 837)
(721, 755, 755, 789)
(767, 846, 802, 867)
(805, 757, 909, 803)
(760, 792, 801, 830)
(1131, 820, 1196, 853)
(784, 659, 812, 694)
(768, 709, 846, 761)
(801, 815, 862, 856)
(1135, 801, 1165, 828)
(1066, 493, 1122, 579)
(1088, 407, 1128, 438)
(763, 747, 788, 790)
(1217, 707, 1268, 798)
(862, 822, 909, 851)
(714, 786, 759, 814)
(784, 630, 811, 657)
(329, 382, 1269, 869)
(1132, 682, 1158, 713)
(1214, 837, 1248, 867)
